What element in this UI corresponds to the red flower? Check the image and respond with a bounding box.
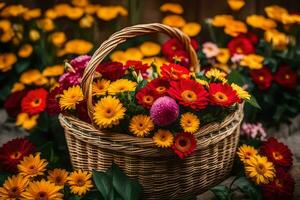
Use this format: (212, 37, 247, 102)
(209, 83, 239, 107)
(125, 60, 149, 78)
(161, 63, 190, 81)
(250, 67, 273, 90)
(241, 31, 259, 44)
(46, 86, 63, 116)
(76, 100, 91, 123)
(0, 138, 35, 173)
(170, 50, 190, 67)
(21, 88, 48, 115)
(148, 78, 170, 96)
(136, 86, 158, 109)
(172, 132, 197, 159)
(162, 38, 184, 58)
(261, 137, 293, 169)
(228, 36, 255, 55)
(4, 90, 28, 118)
(262, 168, 295, 200)
(274, 65, 297, 89)
(168, 79, 209, 109)
(96, 61, 126, 81)
(191, 38, 199, 51)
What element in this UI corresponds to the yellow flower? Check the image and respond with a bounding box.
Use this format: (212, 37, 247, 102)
(108, 79, 137, 95)
(45, 9, 58, 19)
(93, 96, 126, 128)
(0, 2, 5, 10)
(110, 50, 127, 63)
(280, 13, 300, 25)
(47, 169, 69, 186)
(246, 15, 277, 30)
(180, 112, 200, 133)
(264, 29, 289, 50)
(59, 39, 93, 56)
(34, 76, 48, 86)
(18, 44, 33, 58)
(196, 78, 209, 87)
(227, 0, 245, 11)
(68, 170, 93, 196)
(139, 42, 161, 57)
(79, 15, 94, 28)
(59, 85, 84, 110)
(206, 68, 227, 83)
(224, 20, 247, 37)
(245, 155, 276, 185)
(66, 7, 84, 20)
(21, 180, 63, 200)
(142, 57, 168, 72)
(0, 53, 17, 72)
(11, 82, 25, 92)
(162, 15, 186, 28)
(72, 0, 89, 7)
(23, 8, 41, 21)
(153, 129, 174, 148)
(265, 5, 288, 21)
(181, 22, 201, 37)
(237, 144, 258, 163)
(20, 69, 42, 85)
(92, 79, 110, 96)
(0, 175, 29, 199)
(129, 115, 154, 137)
(0, 5, 27, 17)
(50, 32, 67, 47)
(240, 54, 264, 70)
(211, 15, 234, 27)
(29, 29, 40, 41)
(96, 6, 127, 21)
(160, 3, 183, 14)
(216, 48, 230, 64)
(0, 20, 13, 42)
(214, 63, 230, 73)
(37, 18, 55, 32)
(18, 154, 48, 178)
(43, 65, 65, 77)
(124, 47, 143, 61)
(84, 4, 101, 15)
(231, 83, 250, 100)
(16, 113, 39, 130)
(54, 4, 72, 17)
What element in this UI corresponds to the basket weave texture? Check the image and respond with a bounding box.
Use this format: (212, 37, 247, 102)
(59, 23, 244, 200)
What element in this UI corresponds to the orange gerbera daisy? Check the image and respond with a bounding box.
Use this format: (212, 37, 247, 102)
(160, 63, 190, 81)
(21, 88, 48, 115)
(209, 83, 239, 107)
(168, 79, 209, 110)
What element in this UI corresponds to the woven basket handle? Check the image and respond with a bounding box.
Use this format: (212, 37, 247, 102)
(81, 23, 200, 119)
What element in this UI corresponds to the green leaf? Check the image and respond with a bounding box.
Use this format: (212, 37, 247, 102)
(246, 96, 261, 109)
(210, 185, 231, 200)
(0, 172, 11, 185)
(14, 60, 30, 74)
(92, 170, 114, 200)
(228, 70, 244, 86)
(37, 142, 58, 164)
(0, 84, 11, 101)
(235, 177, 262, 200)
(135, 79, 148, 93)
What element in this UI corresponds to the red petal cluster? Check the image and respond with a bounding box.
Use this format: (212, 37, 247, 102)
(250, 67, 273, 90)
(209, 83, 239, 107)
(172, 132, 197, 159)
(21, 88, 48, 115)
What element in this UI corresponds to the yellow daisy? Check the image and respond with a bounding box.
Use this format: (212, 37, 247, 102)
(139, 41, 161, 57)
(216, 48, 230, 64)
(92, 79, 110, 96)
(240, 54, 264, 70)
(11, 82, 25, 92)
(18, 154, 48, 178)
(180, 112, 200, 134)
(47, 168, 69, 186)
(205, 68, 227, 83)
(93, 96, 126, 128)
(153, 129, 174, 148)
(160, 3, 183, 14)
(124, 48, 143, 61)
(108, 79, 137, 95)
(21, 180, 63, 200)
(237, 144, 258, 163)
(42, 65, 64, 77)
(0, 175, 29, 199)
(68, 170, 93, 196)
(162, 15, 186, 28)
(18, 44, 33, 58)
(231, 83, 251, 100)
(245, 155, 276, 185)
(181, 22, 201, 37)
(59, 85, 84, 110)
(129, 115, 154, 137)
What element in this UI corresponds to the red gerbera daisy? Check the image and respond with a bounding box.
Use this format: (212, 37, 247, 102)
(21, 88, 48, 115)
(274, 65, 297, 89)
(125, 60, 149, 78)
(4, 90, 28, 118)
(162, 38, 184, 58)
(242, 31, 259, 44)
(172, 132, 197, 159)
(0, 138, 35, 173)
(262, 168, 295, 200)
(228, 35, 254, 55)
(161, 63, 190, 81)
(46, 86, 63, 116)
(261, 137, 293, 169)
(209, 83, 239, 107)
(170, 50, 190, 67)
(96, 61, 126, 81)
(148, 78, 170, 96)
(76, 100, 91, 123)
(136, 86, 158, 109)
(168, 79, 209, 110)
(250, 67, 273, 90)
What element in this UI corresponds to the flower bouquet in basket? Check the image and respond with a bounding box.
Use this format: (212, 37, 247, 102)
(56, 23, 253, 199)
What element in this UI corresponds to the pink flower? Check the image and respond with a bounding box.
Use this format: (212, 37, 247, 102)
(46, 86, 63, 116)
(202, 42, 220, 58)
(70, 55, 91, 73)
(59, 72, 81, 88)
(241, 122, 267, 141)
(231, 53, 245, 63)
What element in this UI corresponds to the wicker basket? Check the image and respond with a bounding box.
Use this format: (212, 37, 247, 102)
(59, 23, 244, 200)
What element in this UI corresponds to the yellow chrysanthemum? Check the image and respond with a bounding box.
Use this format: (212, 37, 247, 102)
(59, 85, 84, 110)
(227, 0, 245, 11)
(47, 168, 69, 186)
(139, 42, 161, 57)
(129, 115, 154, 137)
(181, 22, 201, 37)
(153, 129, 174, 148)
(79, 15, 94, 28)
(42, 65, 65, 77)
(37, 18, 55, 32)
(0, 175, 29, 199)
(0, 53, 17, 72)
(92, 79, 110, 96)
(66, 7, 84, 20)
(96, 6, 127, 21)
(59, 39, 93, 56)
(217, 48, 230, 64)
(85, 4, 101, 15)
(19, 69, 42, 85)
(110, 50, 126, 63)
(206, 68, 227, 83)
(16, 113, 39, 130)
(124, 47, 143, 61)
(246, 15, 277, 30)
(21, 180, 63, 200)
(162, 15, 186, 28)
(108, 79, 137, 95)
(68, 170, 93, 196)
(23, 8, 41, 21)
(18, 44, 33, 58)
(11, 82, 25, 92)
(18, 154, 48, 178)
(245, 155, 276, 185)
(93, 96, 126, 128)
(231, 83, 251, 100)
(0, 20, 13, 42)
(237, 144, 258, 163)
(180, 112, 200, 134)
(280, 13, 300, 25)
(29, 29, 40, 41)
(50, 32, 67, 47)
(240, 54, 264, 70)
(265, 5, 288, 21)
(160, 3, 183, 14)
(224, 20, 247, 37)
(196, 78, 209, 87)
(72, 0, 89, 7)
(264, 29, 289, 50)
(0, 5, 27, 18)
(211, 15, 234, 27)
